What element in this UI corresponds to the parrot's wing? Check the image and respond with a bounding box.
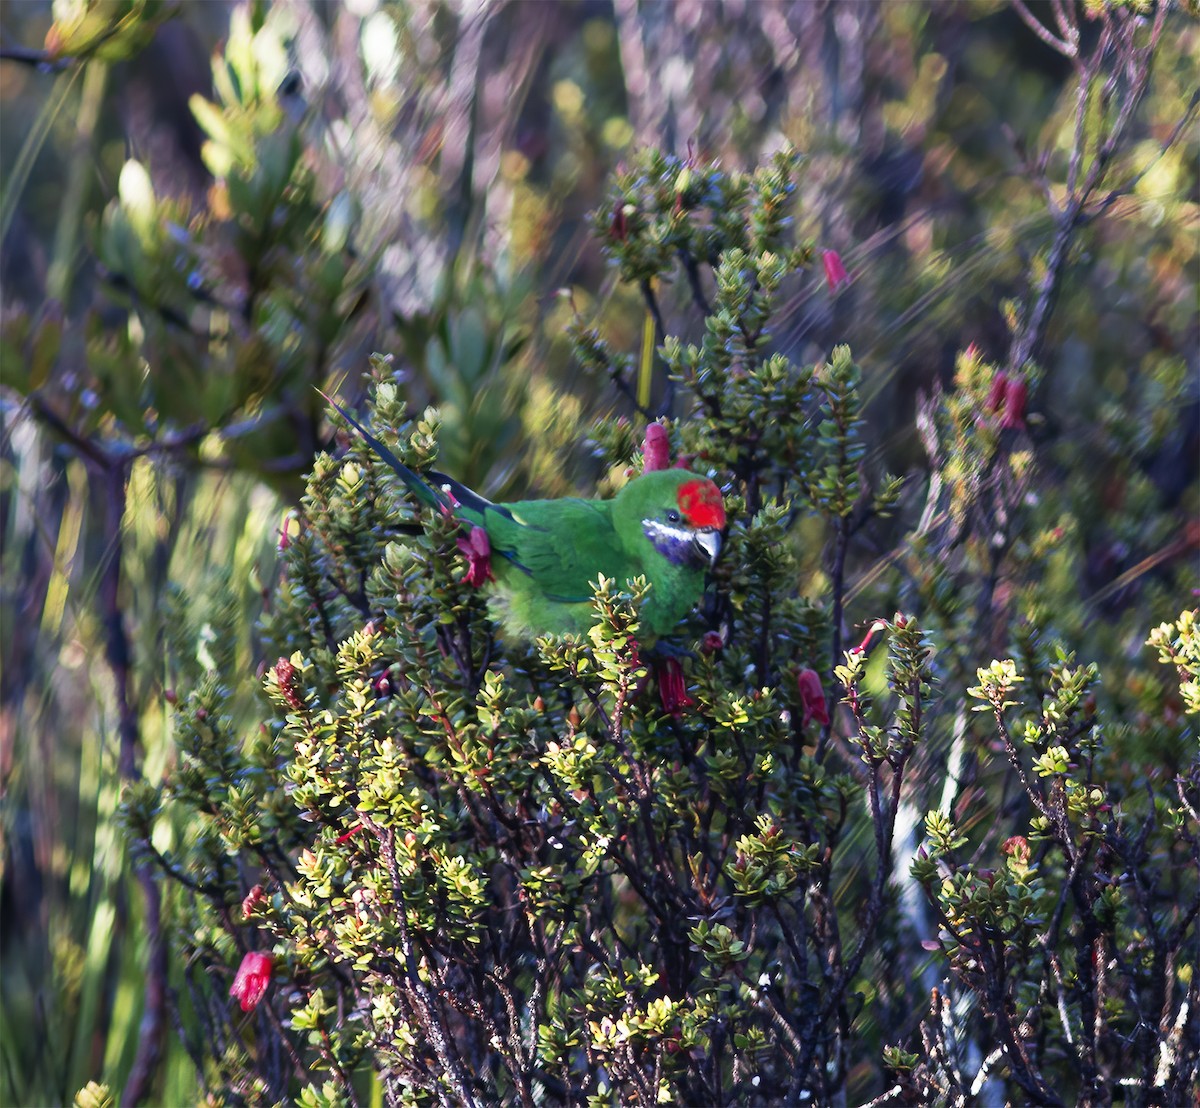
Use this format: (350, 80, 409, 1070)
(321, 392, 624, 604)
(485, 498, 622, 604)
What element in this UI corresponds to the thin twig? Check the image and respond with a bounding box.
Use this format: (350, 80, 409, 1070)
(1012, 0, 1076, 57)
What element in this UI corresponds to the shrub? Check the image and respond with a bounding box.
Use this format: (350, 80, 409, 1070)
(3, 2, 1193, 1104)
(126, 143, 1197, 1106)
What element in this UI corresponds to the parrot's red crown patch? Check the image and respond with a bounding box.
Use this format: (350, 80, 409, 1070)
(678, 479, 725, 530)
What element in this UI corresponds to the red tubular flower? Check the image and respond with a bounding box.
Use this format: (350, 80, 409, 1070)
(657, 658, 695, 717)
(336, 822, 364, 845)
(610, 202, 630, 242)
(278, 511, 302, 552)
(229, 950, 273, 1012)
(986, 372, 1009, 413)
(822, 249, 849, 293)
(643, 422, 670, 472)
(457, 525, 494, 588)
(1001, 377, 1028, 430)
(852, 618, 891, 655)
(797, 668, 830, 727)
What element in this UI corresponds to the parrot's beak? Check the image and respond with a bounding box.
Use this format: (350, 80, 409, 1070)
(693, 528, 722, 567)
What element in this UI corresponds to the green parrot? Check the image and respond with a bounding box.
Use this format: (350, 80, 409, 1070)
(326, 398, 725, 639)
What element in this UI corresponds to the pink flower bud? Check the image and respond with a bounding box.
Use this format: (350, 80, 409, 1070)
(701, 630, 724, 654)
(797, 668, 830, 727)
(822, 249, 849, 293)
(643, 422, 671, 472)
(229, 950, 273, 1012)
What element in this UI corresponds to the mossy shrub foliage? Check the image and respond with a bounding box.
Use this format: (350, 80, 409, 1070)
(125, 150, 1199, 1107)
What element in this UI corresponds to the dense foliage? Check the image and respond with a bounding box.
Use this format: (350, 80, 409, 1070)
(2, 1, 1197, 1105)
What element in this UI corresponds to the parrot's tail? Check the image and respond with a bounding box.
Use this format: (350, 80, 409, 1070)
(320, 392, 448, 513)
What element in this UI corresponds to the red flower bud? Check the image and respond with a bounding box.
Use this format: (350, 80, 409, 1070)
(822, 249, 850, 293)
(701, 630, 724, 654)
(643, 422, 670, 472)
(229, 950, 273, 1012)
(1002, 836, 1030, 865)
(241, 884, 266, 919)
(1001, 377, 1028, 430)
(274, 657, 304, 711)
(797, 668, 830, 727)
(456, 525, 495, 588)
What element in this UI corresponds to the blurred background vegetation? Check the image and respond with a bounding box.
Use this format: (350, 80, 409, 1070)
(1, 0, 1196, 1103)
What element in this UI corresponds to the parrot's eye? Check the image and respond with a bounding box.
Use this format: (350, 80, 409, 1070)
(666, 509, 681, 524)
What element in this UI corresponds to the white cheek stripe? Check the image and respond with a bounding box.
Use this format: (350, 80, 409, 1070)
(642, 520, 695, 545)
